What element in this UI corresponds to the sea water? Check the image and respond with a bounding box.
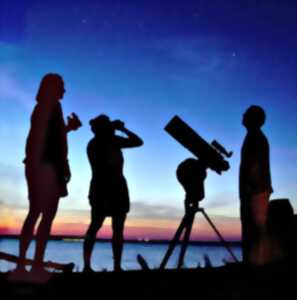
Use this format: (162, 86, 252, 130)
(0, 238, 242, 272)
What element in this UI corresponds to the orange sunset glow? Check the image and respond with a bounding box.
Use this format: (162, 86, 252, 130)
(0, 203, 240, 241)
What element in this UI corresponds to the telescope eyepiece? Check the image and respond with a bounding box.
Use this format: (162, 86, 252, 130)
(211, 140, 233, 158)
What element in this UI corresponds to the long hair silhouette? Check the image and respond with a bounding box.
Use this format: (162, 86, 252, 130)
(17, 73, 81, 276)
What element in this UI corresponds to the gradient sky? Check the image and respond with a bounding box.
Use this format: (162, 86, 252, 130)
(0, 0, 296, 241)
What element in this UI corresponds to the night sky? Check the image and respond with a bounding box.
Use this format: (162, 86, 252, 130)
(0, 0, 296, 240)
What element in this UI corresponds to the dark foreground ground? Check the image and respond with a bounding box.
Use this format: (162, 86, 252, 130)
(0, 262, 294, 300)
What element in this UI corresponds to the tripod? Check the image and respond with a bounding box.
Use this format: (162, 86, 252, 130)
(159, 206, 238, 269)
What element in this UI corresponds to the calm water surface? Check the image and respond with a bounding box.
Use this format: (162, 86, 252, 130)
(0, 238, 242, 272)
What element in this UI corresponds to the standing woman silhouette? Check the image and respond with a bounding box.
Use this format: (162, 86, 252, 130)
(83, 115, 143, 272)
(17, 74, 81, 274)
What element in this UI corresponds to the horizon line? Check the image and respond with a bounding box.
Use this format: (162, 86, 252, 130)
(0, 234, 241, 245)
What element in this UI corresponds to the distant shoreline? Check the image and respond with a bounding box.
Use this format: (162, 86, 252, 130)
(0, 234, 241, 246)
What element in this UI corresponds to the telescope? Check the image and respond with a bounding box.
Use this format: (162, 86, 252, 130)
(164, 115, 232, 174)
(137, 116, 237, 270)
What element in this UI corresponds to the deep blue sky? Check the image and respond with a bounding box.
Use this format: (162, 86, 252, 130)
(0, 0, 296, 237)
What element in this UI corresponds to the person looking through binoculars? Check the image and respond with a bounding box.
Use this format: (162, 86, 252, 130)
(83, 115, 143, 272)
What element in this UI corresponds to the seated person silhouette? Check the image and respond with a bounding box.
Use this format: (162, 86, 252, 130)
(267, 199, 297, 263)
(83, 115, 143, 272)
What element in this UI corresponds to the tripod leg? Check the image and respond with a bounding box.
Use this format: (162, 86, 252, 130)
(159, 215, 188, 269)
(201, 210, 238, 262)
(177, 213, 195, 269)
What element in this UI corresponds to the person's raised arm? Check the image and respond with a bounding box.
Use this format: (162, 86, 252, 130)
(114, 120, 143, 148)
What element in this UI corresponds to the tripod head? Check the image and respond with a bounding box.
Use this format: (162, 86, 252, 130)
(176, 158, 207, 214)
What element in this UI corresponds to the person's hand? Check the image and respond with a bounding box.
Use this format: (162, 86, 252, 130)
(112, 120, 125, 130)
(67, 113, 82, 131)
(64, 162, 71, 183)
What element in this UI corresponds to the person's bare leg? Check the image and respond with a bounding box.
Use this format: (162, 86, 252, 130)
(112, 231, 124, 271)
(83, 212, 105, 272)
(32, 202, 59, 270)
(17, 208, 40, 269)
(112, 214, 126, 272)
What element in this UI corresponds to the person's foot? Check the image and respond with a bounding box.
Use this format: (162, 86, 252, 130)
(82, 266, 95, 273)
(7, 266, 29, 282)
(114, 266, 123, 272)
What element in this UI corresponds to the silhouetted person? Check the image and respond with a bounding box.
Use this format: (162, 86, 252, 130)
(17, 74, 81, 275)
(83, 115, 143, 272)
(239, 105, 273, 265)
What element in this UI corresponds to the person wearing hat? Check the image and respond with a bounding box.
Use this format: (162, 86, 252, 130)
(239, 105, 273, 265)
(83, 115, 143, 272)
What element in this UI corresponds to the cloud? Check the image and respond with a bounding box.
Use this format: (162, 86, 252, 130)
(0, 200, 25, 210)
(0, 200, 26, 234)
(0, 71, 34, 109)
(0, 162, 27, 207)
(130, 201, 182, 220)
(0, 42, 21, 61)
(273, 147, 297, 160)
(0, 163, 24, 183)
(204, 191, 239, 214)
(0, 199, 241, 240)
(156, 35, 237, 76)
